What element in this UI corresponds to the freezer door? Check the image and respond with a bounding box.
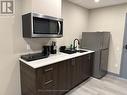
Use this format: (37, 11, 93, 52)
(101, 32, 110, 49)
(81, 32, 103, 50)
(81, 32, 110, 50)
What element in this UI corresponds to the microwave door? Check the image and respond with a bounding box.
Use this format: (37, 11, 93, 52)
(33, 17, 49, 34)
(33, 19, 57, 34)
(33, 17, 62, 37)
(49, 21, 59, 34)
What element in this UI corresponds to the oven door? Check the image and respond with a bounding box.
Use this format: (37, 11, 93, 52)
(32, 17, 63, 38)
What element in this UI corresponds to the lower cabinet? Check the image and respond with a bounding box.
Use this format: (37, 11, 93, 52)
(57, 60, 71, 95)
(36, 64, 58, 95)
(20, 53, 94, 95)
(70, 58, 80, 88)
(70, 54, 93, 88)
(80, 54, 93, 81)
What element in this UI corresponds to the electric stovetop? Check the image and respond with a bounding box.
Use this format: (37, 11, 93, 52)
(21, 53, 49, 62)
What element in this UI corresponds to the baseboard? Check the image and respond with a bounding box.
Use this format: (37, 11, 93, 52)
(108, 72, 120, 77)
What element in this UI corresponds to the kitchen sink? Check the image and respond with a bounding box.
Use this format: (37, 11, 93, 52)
(61, 49, 87, 54)
(76, 50, 87, 53)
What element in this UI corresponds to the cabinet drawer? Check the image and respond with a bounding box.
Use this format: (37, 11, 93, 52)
(38, 85, 57, 95)
(36, 64, 57, 90)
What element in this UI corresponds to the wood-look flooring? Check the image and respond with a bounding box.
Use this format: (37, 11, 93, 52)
(66, 75, 127, 95)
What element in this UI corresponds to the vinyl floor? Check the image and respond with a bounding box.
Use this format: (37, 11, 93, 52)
(66, 75, 127, 95)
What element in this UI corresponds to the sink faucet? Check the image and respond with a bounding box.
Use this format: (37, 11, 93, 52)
(73, 39, 80, 50)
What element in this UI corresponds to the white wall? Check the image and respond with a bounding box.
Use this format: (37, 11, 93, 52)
(88, 4, 127, 74)
(57, 0, 89, 47)
(0, 0, 89, 95)
(0, 0, 22, 95)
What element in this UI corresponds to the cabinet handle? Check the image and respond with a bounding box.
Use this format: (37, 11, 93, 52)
(44, 80, 53, 85)
(89, 55, 91, 60)
(72, 59, 75, 66)
(44, 68, 53, 72)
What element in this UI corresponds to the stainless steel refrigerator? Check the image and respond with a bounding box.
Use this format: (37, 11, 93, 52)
(81, 32, 110, 79)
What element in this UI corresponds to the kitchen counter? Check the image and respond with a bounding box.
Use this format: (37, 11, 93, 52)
(19, 49, 94, 69)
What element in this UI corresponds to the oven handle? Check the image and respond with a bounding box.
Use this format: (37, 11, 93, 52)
(58, 21, 61, 35)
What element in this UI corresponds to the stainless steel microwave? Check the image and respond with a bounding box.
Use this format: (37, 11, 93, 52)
(22, 13, 63, 38)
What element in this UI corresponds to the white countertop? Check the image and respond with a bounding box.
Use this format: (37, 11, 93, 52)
(19, 49, 94, 69)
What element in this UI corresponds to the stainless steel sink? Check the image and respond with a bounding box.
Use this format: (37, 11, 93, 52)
(76, 50, 87, 53)
(61, 49, 87, 54)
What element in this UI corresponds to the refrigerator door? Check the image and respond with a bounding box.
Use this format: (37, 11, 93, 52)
(92, 51, 101, 78)
(92, 49, 109, 79)
(100, 49, 109, 77)
(81, 32, 110, 79)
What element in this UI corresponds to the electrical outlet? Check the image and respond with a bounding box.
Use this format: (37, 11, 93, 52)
(26, 44, 31, 51)
(115, 64, 118, 68)
(116, 47, 120, 51)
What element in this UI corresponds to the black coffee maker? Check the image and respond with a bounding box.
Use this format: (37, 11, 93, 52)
(42, 46, 51, 56)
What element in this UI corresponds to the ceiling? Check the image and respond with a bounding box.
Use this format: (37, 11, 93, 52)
(68, 0, 127, 9)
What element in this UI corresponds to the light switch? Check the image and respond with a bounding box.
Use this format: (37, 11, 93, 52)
(116, 47, 120, 51)
(115, 64, 118, 68)
(26, 44, 31, 52)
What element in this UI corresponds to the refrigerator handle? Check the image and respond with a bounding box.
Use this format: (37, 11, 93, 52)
(99, 50, 102, 71)
(100, 36, 104, 49)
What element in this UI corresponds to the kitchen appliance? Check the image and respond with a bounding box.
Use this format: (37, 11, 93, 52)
(22, 13, 63, 38)
(59, 46, 66, 52)
(81, 32, 110, 79)
(51, 41, 57, 54)
(21, 53, 49, 62)
(43, 45, 51, 56)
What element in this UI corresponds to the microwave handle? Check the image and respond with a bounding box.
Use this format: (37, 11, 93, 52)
(58, 21, 61, 35)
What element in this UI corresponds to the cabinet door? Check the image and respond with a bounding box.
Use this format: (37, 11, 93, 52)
(75, 56, 85, 83)
(74, 56, 89, 85)
(81, 54, 93, 80)
(57, 60, 71, 95)
(32, 0, 61, 18)
(22, 0, 62, 18)
(70, 54, 93, 88)
(36, 64, 58, 95)
(22, 0, 61, 18)
(70, 58, 80, 88)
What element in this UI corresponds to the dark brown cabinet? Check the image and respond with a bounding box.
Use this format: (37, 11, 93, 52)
(20, 53, 94, 95)
(37, 64, 58, 95)
(57, 60, 71, 95)
(70, 54, 93, 88)
(70, 58, 81, 88)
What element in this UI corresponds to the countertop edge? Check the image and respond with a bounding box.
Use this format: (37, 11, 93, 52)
(19, 49, 95, 69)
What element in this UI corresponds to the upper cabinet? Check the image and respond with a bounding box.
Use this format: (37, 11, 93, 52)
(22, 0, 62, 18)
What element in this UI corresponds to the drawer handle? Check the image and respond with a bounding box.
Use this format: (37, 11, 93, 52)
(44, 68, 53, 72)
(72, 59, 75, 66)
(89, 55, 91, 60)
(44, 80, 53, 85)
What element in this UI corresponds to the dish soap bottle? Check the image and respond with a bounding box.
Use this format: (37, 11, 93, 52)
(51, 41, 57, 54)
